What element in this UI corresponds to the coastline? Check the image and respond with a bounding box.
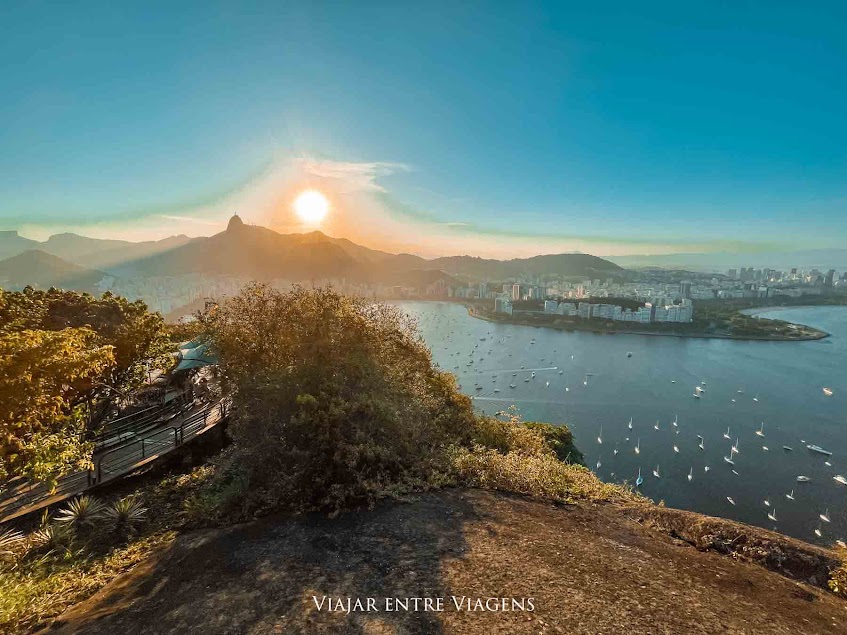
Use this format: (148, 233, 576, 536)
(458, 303, 831, 342)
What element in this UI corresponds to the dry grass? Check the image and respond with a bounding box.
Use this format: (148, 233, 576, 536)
(450, 445, 631, 503)
(0, 531, 175, 634)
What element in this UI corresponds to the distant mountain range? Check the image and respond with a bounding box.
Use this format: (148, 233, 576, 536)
(0, 250, 105, 293)
(608, 250, 847, 273)
(0, 215, 624, 293)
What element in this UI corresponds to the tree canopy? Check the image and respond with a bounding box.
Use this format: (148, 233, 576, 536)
(0, 287, 172, 483)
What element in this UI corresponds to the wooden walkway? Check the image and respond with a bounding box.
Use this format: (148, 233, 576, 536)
(0, 398, 231, 524)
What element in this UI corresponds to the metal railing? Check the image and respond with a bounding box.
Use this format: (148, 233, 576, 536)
(0, 398, 231, 523)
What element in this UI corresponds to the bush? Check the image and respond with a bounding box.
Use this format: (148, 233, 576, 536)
(207, 284, 477, 514)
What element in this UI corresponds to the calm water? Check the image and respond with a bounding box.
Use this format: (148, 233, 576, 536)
(396, 301, 847, 544)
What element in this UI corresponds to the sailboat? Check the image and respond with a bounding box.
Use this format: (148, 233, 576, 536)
(786, 490, 795, 500)
(815, 525, 823, 537)
(654, 421, 660, 430)
(723, 454, 735, 466)
(753, 394, 759, 402)
(596, 456, 602, 470)
(762, 446, 769, 451)
(673, 445, 679, 453)
(652, 465, 661, 478)
(820, 509, 831, 523)
(634, 439, 640, 455)
(597, 427, 603, 444)
(672, 415, 678, 427)
(727, 496, 736, 506)
(704, 466, 710, 472)
(635, 468, 643, 487)
(767, 508, 777, 522)
(628, 417, 633, 430)
(698, 436, 705, 450)
(755, 422, 765, 437)
(723, 427, 731, 439)
(687, 467, 693, 482)
(732, 438, 740, 454)
(764, 497, 771, 507)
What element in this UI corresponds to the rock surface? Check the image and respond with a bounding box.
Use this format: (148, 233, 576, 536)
(44, 490, 846, 634)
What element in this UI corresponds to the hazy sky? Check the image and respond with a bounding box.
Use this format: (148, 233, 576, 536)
(1, 2, 846, 257)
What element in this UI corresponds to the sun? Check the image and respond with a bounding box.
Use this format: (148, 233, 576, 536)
(293, 190, 329, 225)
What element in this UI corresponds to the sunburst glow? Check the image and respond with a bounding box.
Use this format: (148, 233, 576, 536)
(293, 190, 329, 225)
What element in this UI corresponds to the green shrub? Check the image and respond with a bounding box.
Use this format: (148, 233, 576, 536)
(522, 422, 584, 465)
(103, 496, 147, 536)
(450, 445, 623, 503)
(54, 495, 105, 530)
(206, 284, 476, 514)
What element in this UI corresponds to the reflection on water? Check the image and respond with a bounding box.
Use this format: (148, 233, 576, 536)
(397, 301, 847, 545)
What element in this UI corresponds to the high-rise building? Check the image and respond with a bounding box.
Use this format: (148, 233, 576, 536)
(679, 281, 692, 299)
(511, 283, 522, 301)
(825, 269, 835, 287)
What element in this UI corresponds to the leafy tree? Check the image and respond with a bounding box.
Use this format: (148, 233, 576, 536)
(0, 327, 114, 482)
(0, 287, 172, 482)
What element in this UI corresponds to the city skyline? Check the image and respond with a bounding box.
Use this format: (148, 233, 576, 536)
(2, 2, 847, 258)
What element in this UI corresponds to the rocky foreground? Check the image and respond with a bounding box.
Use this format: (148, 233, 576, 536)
(42, 490, 845, 634)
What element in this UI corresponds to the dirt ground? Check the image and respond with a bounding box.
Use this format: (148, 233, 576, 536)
(41, 490, 847, 634)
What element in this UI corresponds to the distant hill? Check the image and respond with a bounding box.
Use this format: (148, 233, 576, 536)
(423, 252, 624, 280)
(609, 249, 847, 273)
(119, 215, 623, 282)
(0, 230, 40, 261)
(0, 250, 105, 292)
(0, 230, 195, 271)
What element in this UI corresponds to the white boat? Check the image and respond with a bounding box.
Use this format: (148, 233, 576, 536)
(823, 387, 833, 397)
(545, 381, 550, 387)
(753, 394, 759, 402)
(762, 446, 769, 451)
(821, 509, 831, 523)
(628, 418, 633, 430)
(764, 497, 771, 507)
(807, 444, 833, 456)
(723, 427, 731, 440)
(782, 446, 793, 452)
(815, 525, 822, 537)
(724, 456, 735, 465)
(672, 415, 678, 427)
(531, 372, 536, 378)
(509, 384, 516, 388)
(727, 496, 736, 506)
(693, 392, 701, 398)
(654, 421, 660, 430)
(687, 467, 693, 482)
(635, 468, 643, 487)
(558, 370, 563, 375)
(796, 475, 812, 482)
(834, 475, 847, 486)
(755, 422, 765, 438)
(596, 456, 602, 470)
(597, 427, 603, 444)
(704, 466, 711, 472)
(626, 352, 633, 357)
(493, 388, 500, 393)
(732, 438, 740, 454)
(634, 439, 640, 455)
(767, 509, 777, 522)
(652, 465, 660, 478)
(565, 387, 569, 392)
(673, 445, 679, 453)
(786, 490, 794, 500)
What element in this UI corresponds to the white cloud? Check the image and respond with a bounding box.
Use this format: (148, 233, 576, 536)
(297, 159, 410, 193)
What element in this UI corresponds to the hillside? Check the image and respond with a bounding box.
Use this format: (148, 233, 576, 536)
(427, 252, 625, 280)
(0, 250, 105, 292)
(43, 490, 846, 634)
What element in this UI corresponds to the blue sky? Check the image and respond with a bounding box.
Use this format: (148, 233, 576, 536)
(1, 1, 846, 256)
